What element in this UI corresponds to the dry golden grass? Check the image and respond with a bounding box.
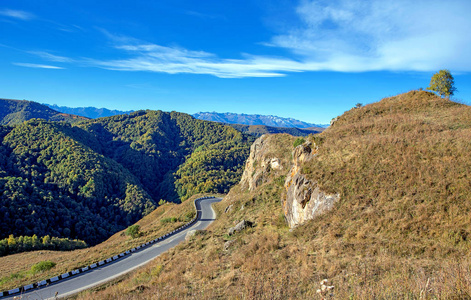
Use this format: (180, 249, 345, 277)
(0, 195, 210, 291)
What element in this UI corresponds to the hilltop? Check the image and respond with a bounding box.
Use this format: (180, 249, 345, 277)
(75, 90, 471, 299)
(0, 99, 87, 125)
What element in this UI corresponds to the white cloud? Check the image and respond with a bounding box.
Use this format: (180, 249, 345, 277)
(0, 9, 34, 20)
(271, 0, 471, 72)
(13, 63, 64, 69)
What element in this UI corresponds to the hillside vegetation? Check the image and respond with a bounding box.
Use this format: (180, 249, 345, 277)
(77, 91, 471, 299)
(0, 99, 87, 125)
(0, 110, 253, 247)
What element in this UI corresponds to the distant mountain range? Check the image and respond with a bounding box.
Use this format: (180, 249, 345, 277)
(45, 104, 133, 119)
(193, 112, 328, 128)
(42, 104, 328, 129)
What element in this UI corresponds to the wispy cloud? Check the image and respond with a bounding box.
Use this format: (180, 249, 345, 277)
(27, 1, 471, 78)
(89, 37, 295, 78)
(13, 62, 64, 69)
(28, 51, 73, 63)
(0, 9, 34, 20)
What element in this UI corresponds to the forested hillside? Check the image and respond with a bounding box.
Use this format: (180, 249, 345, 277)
(0, 99, 87, 125)
(77, 110, 253, 202)
(0, 119, 156, 246)
(0, 110, 253, 247)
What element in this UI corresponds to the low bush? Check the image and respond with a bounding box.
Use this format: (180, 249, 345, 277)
(30, 261, 56, 274)
(160, 217, 178, 224)
(125, 225, 141, 239)
(293, 137, 305, 148)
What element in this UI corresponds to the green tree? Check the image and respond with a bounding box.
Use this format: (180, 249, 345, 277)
(32, 234, 40, 248)
(428, 69, 457, 98)
(42, 235, 51, 247)
(7, 234, 16, 247)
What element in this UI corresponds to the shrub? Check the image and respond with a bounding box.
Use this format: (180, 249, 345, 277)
(160, 217, 178, 224)
(31, 261, 56, 274)
(125, 225, 141, 239)
(180, 211, 195, 222)
(293, 138, 305, 148)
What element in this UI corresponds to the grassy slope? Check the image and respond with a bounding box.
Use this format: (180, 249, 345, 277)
(74, 91, 471, 299)
(0, 194, 213, 291)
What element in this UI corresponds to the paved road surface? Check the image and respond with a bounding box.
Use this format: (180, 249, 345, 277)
(2, 197, 221, 300)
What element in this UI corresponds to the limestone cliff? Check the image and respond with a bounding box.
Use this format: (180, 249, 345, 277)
(283, 141, 340, 228)
(239, 134, 285, 191)
(239, 134, 339, 228)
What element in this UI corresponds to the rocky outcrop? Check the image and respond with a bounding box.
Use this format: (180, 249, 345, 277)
(283, 141, 340, 228)
(239, 135, 284, 191)
(228, 220, 253, 236)
(239, 134, 339, 228)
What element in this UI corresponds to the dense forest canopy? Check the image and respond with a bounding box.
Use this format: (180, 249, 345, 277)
(0, 109, 254, 247)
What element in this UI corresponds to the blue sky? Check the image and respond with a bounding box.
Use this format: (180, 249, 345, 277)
(1, 0, 471, 124)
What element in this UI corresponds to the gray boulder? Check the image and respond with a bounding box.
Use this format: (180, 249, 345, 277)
(228, 220, 253, 236)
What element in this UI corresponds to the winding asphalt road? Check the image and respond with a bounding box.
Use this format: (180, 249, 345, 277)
(1, 197, 221, 300)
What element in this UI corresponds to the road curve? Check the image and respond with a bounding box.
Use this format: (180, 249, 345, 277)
(1, 197, 221, 300)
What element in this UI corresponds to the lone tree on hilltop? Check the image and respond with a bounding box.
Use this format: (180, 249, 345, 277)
(428, 69, 457, 98)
